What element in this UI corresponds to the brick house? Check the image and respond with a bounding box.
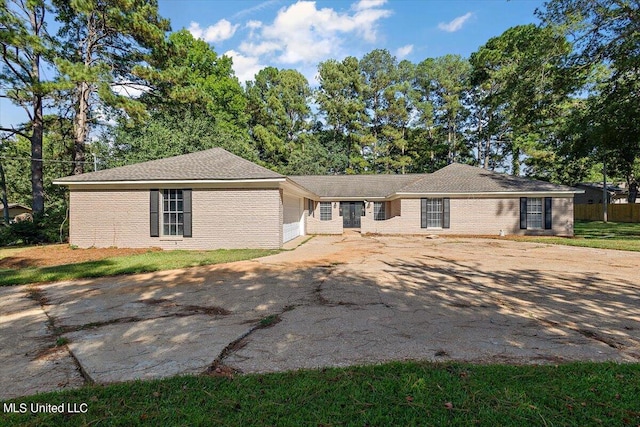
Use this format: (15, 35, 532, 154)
(54, 148, 580, 249)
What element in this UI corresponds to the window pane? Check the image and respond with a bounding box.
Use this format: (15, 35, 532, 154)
(161, 189, 185, 236)
(527, 198, 543, 229)
(426, 198, 443, 228)
(320, 202, 332, 221)
(374, 202, 385, 221)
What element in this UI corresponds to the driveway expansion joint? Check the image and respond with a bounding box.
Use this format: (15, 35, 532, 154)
(24, 287, 93, 386)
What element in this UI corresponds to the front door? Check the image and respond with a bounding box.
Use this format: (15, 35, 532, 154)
(341, 201, 363, 228)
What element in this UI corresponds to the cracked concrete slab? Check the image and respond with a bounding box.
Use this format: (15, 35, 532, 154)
(1, 234, 639, 400)
(0, 286, 84, 399)
(65, 315, 251, 383)
(224, 303, 623, 373)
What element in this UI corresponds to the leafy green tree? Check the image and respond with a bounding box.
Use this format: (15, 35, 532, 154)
(99, 111, 258, 168)
(539, 0, 640, 193)
(414, 55, 472, 168)
(53, 0, 170, 175)
(245, 67, 312, 169)
(0, 0, 56, 215)
(359, 49, 397, 172)
(470, 25, 576, 176)
(135, 29, 248, 135)
(316, 56, 366, 173)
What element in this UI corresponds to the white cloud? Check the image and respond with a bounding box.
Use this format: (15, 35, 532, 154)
(225, 50, 266, 83)
(239, 40, 281, 56)
(395, 44, 413, 59)
(189, 19, 239, 43)
(437, 12, 473, 33)
(111, 81, 147, 99)
(233, 0, 280, 19)
(240, 0, 392, 66)
(353, 0, 387, 11)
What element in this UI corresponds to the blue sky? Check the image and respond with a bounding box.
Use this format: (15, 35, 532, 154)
(1, 0, 545, 129)
(161, 0, 545, 82)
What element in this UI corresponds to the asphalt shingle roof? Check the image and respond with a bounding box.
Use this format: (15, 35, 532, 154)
(55, 148, 283, 182)
(288, 174, 428, 198)
(290, 163, 576, 197)
(399, 163, 577, 193)
(55, 148, 577, 196)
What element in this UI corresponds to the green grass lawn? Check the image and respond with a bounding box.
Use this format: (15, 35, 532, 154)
(574, 220, 640, 239)
(511, 220, 640, 252)
(0, 249, 278, 286)
(2, 361, 639, 426)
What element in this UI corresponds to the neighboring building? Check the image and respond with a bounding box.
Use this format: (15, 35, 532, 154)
(54, 148, 581, 249)
(0, 203, 32, 220)
(574, 183, 627, 205)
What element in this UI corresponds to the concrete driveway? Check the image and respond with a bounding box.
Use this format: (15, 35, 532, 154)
(1, 234, 639, 399)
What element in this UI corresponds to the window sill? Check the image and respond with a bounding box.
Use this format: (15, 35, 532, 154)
(159, 236, 184, 241)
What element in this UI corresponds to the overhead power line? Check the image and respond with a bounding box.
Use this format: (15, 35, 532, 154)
(0, 155, 96, 164)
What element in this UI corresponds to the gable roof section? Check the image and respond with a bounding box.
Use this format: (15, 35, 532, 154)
(54, 148, 283, 183)
(0, 203, 31, 212)
(54, 147, 578, 196)
(289, 174, 428, 198)
(399, 163, 577, 194)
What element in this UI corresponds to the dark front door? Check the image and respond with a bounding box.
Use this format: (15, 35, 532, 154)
(341, 201, 363, 228)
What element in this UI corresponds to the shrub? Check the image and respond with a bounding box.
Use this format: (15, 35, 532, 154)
(0, 207, 69, 246)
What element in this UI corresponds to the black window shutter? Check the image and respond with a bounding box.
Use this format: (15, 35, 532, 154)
(421, 198, 427, 228)
(183, 189, 192, 238)
(544, 197, 552, 230)
(150, 189, 159, 237)
(443, 198, 450, 229)
(519, 197, 527, 230)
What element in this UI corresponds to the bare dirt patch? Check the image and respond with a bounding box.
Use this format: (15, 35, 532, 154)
(0, 244, 161, 269)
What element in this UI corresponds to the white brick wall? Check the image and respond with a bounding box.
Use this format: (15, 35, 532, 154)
(360, 197, 574, 236)
(69, 188, 282, 249)
(306, 201, 343, 234)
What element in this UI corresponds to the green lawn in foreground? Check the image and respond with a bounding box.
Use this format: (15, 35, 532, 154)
(511, 220, 640, 252)
(2, 361, 639, 426)
(0, 249, 278, 286)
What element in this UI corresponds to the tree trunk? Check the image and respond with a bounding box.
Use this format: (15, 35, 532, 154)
(511, 145, 520, 176)
(31, 93, 45, 215)
(483, 139, 491, 169)
(72, 78, 91, 175)
(29, 8, 44, 216)
(627, 175, 638, 203)
(0, 162, 10, 226)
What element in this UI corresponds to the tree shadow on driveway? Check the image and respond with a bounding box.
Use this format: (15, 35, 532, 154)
(1, 236, 639, 399)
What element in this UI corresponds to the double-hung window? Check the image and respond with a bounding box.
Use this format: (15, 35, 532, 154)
(420, 198, 450, 229)
(520, 197, 552, 230)
(150, 189, 192, 238)
(320, 202, 332, 221)
(373, 202, 386, 221)
(308, 199, 315, 217)
(526, 198, 543, 229)
(162, 189, 184, 236)
(426, 199, 442, 228)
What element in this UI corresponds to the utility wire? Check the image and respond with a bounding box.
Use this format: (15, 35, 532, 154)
(0, 155, 97, 164)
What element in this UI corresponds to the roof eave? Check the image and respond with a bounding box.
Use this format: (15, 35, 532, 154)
(53, 178, 286, 186)
(392, 190, 582, 198)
